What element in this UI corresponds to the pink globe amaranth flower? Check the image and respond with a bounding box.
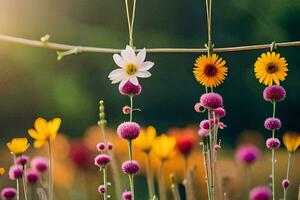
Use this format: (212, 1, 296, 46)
(122, 160, 140, 175)
(26, 170, 40, 184)
(122, 106, 131, 115)
(263, 85, 286, 102)
(1, 188, 17, 199)
(15, 155, 29, 166)
(199, 120, 211, 129)
(122, 191, 132, 200)
(30, 157, 49, 173)
(198, 129, 209, 137)
(200, 92, 223, 109)
(119, 81, 142, 96)
(194, 103, 205, 113)
(107, 142, 113, 151)
(282, 179, 290, 189)
(98, 185, 106, 194)
(117, 122, 140, 140)
(8, 165, 23, 180)
(266, 138, 281, 149)
(236, 144, 261, 165)
(249, 186, 272, 200)
(264, 117, 281, 131)
(218, 122, 226, 129)
(214, 107, 226, 118)
(97, 143, 106, 151)
(94, 154, 111, 167)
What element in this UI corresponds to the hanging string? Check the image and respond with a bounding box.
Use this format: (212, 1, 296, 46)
(124, 0, 137, 47)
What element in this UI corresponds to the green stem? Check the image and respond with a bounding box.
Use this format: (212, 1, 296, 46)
(48, 140, 54, 200)
(103, 167, 107, 200)
(16, 178, 20, 200)
(130, 95, 133, 122)
(202, 143, 211, 200)
(22, 165, 28, 200)
(146, 154, 155, 200)
(271, 101, 276, 200)
(283, 152, 292, 200)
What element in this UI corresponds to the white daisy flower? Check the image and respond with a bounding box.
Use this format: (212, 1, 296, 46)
(108, 45, 154, 89)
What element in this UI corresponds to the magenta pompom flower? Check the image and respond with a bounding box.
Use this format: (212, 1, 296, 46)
(194, 102, 205, 113)
(282, 179, 290, 189)
(198, 128, 209, 137)
(15, 155, 29, 166)
(119, 81, 142, 96)
(98, 185, 106, 194)
(263, 85, 286, 102)
(266, 138, 281, 149)
(26, 170, 40, 184)
(94, 154, 111, 167)
(8, 165, 23, 180)
(199, 120, 211, 130)
(117, 122, 140, 140)
(249, 186, 272, 200)
(30, 157, 49, 173)
(122, 160, 140, 175)
(97, 143, 106, 151)
(236, 144, 261, 165)
(1, 188, 17, 199)
(122, 191, 132, 200)
(214, 107, 226, 118)
(200, 92, 223, 109)
(264, 117, 281, 131)
(107, 142, 113, 151)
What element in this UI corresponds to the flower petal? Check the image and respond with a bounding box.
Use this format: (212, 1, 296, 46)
(113, 54, 126, 68)
(129, 76, 139, 85)
(136, 71, 151, 78)
(139, 61, 154, 71)
(34, 140, 46, 149)
(108, 69, 124, 80)
(136, 48, 146, 65)
(34, 118, 47, 135)
(121, 45, 137, 63)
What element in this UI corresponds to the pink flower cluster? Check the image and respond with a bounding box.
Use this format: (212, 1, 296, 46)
(195, 92, 227, 138)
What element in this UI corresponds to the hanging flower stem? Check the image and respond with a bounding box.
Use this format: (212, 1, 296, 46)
(283, 152, 292, 200)
(271, 101, 277, 200)
(22, 165, 28, 200)
(103, 167, 108, 200)
(128, 95, 135, 200)
(48, 140, 54, 200)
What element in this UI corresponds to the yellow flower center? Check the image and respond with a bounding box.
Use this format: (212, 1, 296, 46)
(266, 63, 278, 74)
(204, 64, 217, 76)
(125, 63, 138, 75)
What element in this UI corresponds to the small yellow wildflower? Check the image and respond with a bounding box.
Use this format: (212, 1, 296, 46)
(0, 168, 5, 176)
(7, 138, 30, 155)
(28, 117, 62, 148)
(152, 134, 176, 161)
(254, 52, 288, 86)
(193, 54, 228, 88)
(283, 132, 300, 152)
(134, 126, 157, 153)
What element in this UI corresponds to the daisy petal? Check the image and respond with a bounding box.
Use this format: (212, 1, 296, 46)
(108, 69, 124, 80)
(139, 61, 154, 71)
(118, 77, 130, 90)
(121, 46, 137, 63)
(113, 54, 126, 68)
(136, 48, 146, 65)
(129, 76, 139, 85)
(137, 71, 152, 78)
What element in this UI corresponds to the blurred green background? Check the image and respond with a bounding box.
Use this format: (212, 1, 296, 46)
(0, 0, 300, 144)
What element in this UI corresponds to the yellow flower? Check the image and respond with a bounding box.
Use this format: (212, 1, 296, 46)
(7, 138, 30, 155)
(28, 117, 62, 148)
(193, 54, 228, 88)
(283, 132, 300, 152)
(254, 52, 288, 86)
(0, 167, 5, 176)
(134, 126, 157, 153)
(152, 134, 176, 161)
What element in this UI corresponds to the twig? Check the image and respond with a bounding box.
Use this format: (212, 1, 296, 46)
(0, 34, 300, 54)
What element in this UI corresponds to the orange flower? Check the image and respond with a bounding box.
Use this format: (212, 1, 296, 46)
(283, 132, 300, 152)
